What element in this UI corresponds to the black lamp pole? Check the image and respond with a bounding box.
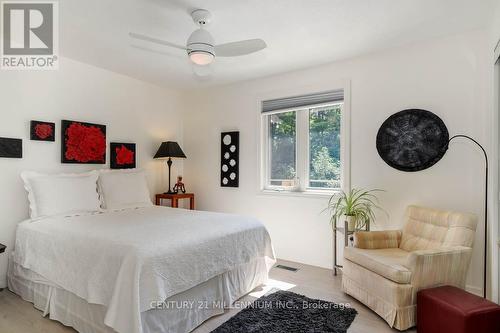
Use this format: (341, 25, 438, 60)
(166, 157, 174, 194)
(449, 135, 488, 299)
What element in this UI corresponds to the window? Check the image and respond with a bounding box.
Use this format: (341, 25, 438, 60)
(261, 90, 347, 193)
(308, 104, 342, 189)
(269, 111, 296, 186)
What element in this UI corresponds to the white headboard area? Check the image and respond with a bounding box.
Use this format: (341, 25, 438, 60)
(0, 57, 184, 287)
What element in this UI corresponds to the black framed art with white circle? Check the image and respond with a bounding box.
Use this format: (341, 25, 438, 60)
(221, 131, 239, 187)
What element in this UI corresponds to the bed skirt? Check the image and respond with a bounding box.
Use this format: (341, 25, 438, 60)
(7, 254, 273, 333)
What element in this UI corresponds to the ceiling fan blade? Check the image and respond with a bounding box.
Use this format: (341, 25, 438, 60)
(130, 45, 185, 59)
(129, 32, 186, 51)
(215, 39, 266, 57)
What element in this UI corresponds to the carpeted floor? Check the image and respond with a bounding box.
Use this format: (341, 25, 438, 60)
(211, 290, 358, 333)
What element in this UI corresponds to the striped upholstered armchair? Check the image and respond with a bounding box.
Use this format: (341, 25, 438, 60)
(341, 205, 477, 330)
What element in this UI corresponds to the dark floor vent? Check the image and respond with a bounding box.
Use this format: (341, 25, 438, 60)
(275, 264, 299, 272)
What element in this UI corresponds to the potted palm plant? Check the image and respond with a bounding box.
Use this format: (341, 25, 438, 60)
(327, 188, 385, 232)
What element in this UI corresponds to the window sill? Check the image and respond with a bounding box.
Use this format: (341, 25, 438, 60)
(259, 189, 339, 198)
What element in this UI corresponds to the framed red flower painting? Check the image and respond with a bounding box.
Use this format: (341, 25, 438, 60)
(30, 121, 55, 142)
(110, 142, 136, 169)
(61, 120, 106, 164)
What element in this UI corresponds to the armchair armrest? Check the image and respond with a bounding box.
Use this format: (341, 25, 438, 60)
(353, 230, 402, 249)
(407, 246, 472, 291)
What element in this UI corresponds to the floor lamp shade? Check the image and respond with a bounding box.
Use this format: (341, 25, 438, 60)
(376, 109, 489, 298)
(154, 141, 186, 194)
(376, 109, 449, 172)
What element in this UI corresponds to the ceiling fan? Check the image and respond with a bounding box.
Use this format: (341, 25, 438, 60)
(129, 9, 267, 76)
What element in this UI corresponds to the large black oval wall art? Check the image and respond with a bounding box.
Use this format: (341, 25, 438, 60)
(376, 109, 449, 172)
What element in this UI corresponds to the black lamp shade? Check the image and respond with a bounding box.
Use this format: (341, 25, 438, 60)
(376, 109, 449, 172)
(154, 141, 186, 159)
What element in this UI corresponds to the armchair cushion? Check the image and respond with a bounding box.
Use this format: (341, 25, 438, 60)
(344, 247, 411, 284)
(354, 230, 402, 249)
(406, 246, 472, 290)
(400, 206, 477, 251)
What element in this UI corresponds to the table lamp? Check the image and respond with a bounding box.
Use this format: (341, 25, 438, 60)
(154, 141, 186, 194)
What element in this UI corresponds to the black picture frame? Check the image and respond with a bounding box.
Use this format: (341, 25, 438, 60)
(61, 120, 107, 164)
(0, 137, 22, 158)
(221, 131, 239, 187)
(30, 120, 55, 142)
(110, 142, 136, 169)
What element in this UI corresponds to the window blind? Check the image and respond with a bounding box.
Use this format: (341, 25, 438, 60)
(261, 89, 344, 113)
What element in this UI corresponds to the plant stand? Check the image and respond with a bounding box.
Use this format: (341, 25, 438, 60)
(333, 220, 370, 276)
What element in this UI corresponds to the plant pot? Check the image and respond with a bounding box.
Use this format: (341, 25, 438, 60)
(345, 215, 356, 232)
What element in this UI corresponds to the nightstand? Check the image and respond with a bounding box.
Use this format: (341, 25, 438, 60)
(156, 193, 195, 210)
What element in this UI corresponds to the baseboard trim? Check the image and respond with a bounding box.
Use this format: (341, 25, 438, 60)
(465, 284, 482, 297)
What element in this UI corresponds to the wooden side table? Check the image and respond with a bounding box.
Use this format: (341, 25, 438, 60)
(156, 193, 195, 210)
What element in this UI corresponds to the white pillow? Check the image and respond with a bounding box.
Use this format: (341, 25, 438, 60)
(98, 169, 152, 210)
(21, 171, 102, 219)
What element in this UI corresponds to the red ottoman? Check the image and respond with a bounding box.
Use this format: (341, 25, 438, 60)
(417, 285, 500, 333)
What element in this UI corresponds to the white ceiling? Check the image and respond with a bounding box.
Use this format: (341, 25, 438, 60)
(60, 0, 498, 90)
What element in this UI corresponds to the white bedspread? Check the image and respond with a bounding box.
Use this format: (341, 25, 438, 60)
(12, 206, 275, 333)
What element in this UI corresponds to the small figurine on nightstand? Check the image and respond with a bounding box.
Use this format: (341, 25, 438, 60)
(173, 176, 186, 194)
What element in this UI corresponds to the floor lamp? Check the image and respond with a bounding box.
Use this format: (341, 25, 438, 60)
(376, 109, 489, 298)
(447, 135, 488, 298)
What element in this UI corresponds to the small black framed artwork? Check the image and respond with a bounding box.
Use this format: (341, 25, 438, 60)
(30, 121, 55, 142)
(221, 131, 239, 187)
(0, 137, 22, 158)
(61, 120, 107, 164)
(110, 142, 136, 169)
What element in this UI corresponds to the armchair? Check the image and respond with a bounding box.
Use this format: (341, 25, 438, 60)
(342, 205, 477, 330)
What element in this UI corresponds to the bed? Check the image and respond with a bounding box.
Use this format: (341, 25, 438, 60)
(8, 205, 275, 333)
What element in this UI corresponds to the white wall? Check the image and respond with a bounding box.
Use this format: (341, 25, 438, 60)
(491, 2, 500, 49)
(182, 29, 491, 294)
(490, 1, 500, 302)
(0, 57, 183, 287)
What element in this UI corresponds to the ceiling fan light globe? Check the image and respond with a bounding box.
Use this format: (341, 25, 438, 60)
(189, 51, 214, 65)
